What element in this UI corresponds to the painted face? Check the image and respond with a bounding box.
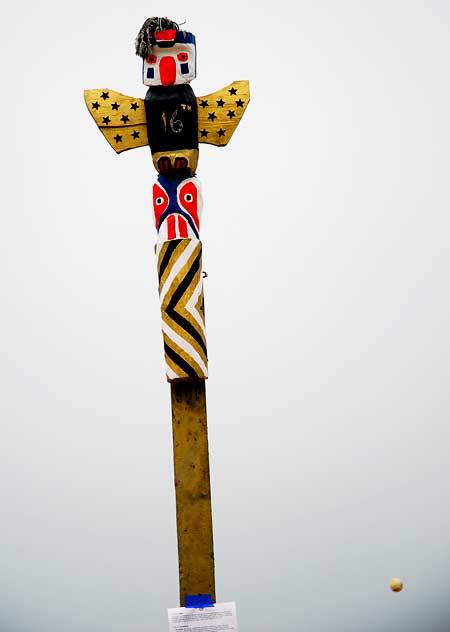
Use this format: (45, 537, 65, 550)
(143, 42, 196, 87)
(153, 176, 203, 242)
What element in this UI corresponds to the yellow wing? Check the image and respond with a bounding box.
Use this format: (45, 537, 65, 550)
(197, 80, 250, 147)
(84, 89, 148, 153)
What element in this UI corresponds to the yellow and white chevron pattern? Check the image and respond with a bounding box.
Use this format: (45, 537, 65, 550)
(157, 239, 207, 381)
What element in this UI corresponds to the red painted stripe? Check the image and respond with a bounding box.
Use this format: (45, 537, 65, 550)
(178, 216, 188, 238)
(155, 29, 177, 41)
(167, 215, 176, 240)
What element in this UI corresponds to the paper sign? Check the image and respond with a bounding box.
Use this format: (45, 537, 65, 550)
(168, 601, 238, 632)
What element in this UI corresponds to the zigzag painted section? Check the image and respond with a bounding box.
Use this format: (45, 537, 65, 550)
(157, 239, 207, 381)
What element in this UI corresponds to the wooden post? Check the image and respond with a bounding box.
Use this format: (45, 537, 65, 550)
(170, 380, 215, 606)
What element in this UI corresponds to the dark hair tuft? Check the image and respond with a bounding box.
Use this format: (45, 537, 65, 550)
(135, 16, 180, 58)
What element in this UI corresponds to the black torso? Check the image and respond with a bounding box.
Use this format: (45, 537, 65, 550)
(145, 84, 198, 154)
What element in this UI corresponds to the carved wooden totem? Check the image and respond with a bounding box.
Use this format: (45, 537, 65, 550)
(84, 16, 250, 606)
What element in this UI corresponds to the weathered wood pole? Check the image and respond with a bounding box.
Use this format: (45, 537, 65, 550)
(170, 380, 215, 606)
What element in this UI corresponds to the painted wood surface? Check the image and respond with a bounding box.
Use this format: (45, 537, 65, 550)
(170, 380, 215, 606)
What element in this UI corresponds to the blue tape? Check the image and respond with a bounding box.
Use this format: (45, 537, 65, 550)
(175, 32, 196, 45)
(185, 594, 214, 608)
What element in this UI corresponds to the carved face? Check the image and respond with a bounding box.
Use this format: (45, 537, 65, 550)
(143, 32, 196, 87)
(153, 175, 203, 242)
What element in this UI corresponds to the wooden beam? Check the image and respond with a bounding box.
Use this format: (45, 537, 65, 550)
(170, 380, 215, 606)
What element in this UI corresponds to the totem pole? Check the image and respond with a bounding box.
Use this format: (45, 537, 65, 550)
(84, 16, 250, 608)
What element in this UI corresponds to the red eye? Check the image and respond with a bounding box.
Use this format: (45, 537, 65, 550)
(178, 181, 200, 229)
(177, 52, 189, 61)
(152, 183, 169, 227)
(146, 54, 157, 64)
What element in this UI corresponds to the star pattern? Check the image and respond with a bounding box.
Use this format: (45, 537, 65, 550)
(84, 89, 149, 152)
(196, 81, 250, 146)
(85, 82, 249, 151)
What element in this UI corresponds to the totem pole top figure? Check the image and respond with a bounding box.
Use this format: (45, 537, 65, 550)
(84, 16, 250, 175)
(85, 16, 250, 382)
(136, 17, 197, 87)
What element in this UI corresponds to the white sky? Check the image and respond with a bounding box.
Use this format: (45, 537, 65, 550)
(2, 1, 450, 631)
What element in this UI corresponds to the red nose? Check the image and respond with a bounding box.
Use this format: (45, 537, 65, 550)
(159, 56, 176, 86)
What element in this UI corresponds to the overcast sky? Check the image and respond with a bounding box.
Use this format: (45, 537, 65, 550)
(2, 0, 450, 631)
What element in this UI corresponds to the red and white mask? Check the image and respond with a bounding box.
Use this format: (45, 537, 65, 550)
(153, 175, 203, 243)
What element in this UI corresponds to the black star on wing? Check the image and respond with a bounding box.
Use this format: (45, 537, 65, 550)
(102, 116, 111, 124)
(120, 114, 130, 123)
(101, 91, 109, 100)
(208, 112, 217, 121)
(91, 102, 100, 110)
(114, 134, 123, 143)
(216, 98, 225, 107)
(228, 87, 237, 95)
(199, 100, 208, 108)
(200, 129, 209, 137)
(217, 128, 226, 137)
(235, 99, 245, 107)
(131, 130, 140, 139)
(226, 110, 236, 119)
(111, 102, 120, 110)
(130, 102, 139, 110)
